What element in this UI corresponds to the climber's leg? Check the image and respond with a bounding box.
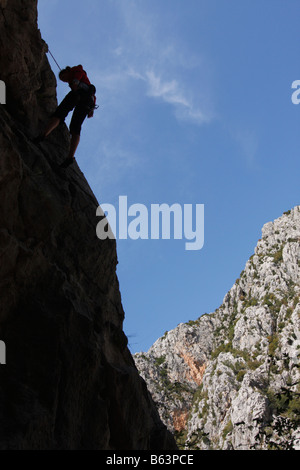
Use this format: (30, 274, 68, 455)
(34, 115, 61, 143)
(68, 134, 80, 160)
(34, 91, 78, 144)
(43, 116, 61, 137)
(60, 94, 90, 168)
(60, 133, 80, 167)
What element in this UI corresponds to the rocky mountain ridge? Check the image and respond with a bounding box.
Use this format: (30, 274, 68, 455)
(135, 206, 300, 450)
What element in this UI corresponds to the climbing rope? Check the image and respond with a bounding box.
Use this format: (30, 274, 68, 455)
(47, 48, 62, 71)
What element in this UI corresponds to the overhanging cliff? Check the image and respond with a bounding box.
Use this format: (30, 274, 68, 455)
(0, 0, 176, 450)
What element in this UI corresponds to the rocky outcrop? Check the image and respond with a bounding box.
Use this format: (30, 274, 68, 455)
(135, 207, 300, 450)
(0, 0, 176, 450)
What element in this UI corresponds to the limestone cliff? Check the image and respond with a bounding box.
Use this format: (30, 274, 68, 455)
(0, 0, 176, 450)
(135, 207, 300, 450)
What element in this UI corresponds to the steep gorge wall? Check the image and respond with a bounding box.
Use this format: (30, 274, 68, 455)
(0, 0, 176, 450)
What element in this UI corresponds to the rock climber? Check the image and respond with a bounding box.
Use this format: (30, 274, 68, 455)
(35, 65, 96, 167)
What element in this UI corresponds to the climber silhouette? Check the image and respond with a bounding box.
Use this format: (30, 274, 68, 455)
(35, 65, 96, 167)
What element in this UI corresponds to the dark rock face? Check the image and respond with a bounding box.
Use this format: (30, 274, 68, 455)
(0, 0, 176, 450)
(0, 0, 57, 133)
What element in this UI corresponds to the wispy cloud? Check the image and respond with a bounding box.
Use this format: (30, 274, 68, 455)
(225, 125, 259, 168)
(85, 139, 141, 197)
(92, 0, 215, 127)
(234, 128, 258, 167)
(145, 70, 211, 125)
(146, 71, 188, 106)
(126, 68, 212, 125)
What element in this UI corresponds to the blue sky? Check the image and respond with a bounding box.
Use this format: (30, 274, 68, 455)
(38, 0, 300, 353)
